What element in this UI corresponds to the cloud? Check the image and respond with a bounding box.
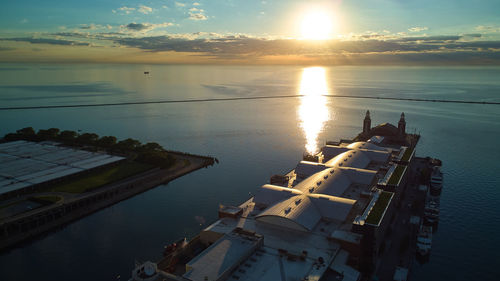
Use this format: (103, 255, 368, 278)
(475, 25, 500, 34)
(79, 24, 108, 30)
(3, 31, 500, 65)
(1, 37, 90, 46)
(107, 34, 500, 60)
(395, 35, 461, 42)
(463, 33, 482, 38)
(193, 2, 200, 6)
(118, 6, 136, 14)
(122, 22, 173, 33)
(408, 26, 428, 32)
(138, 5, 153, 14)
(189, 8, 207, 20)
(175, 2, 186, 7)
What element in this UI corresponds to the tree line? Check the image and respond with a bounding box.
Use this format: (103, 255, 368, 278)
(3, 127, 175, 168)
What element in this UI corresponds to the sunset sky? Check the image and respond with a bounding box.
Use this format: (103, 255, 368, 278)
(1, 0, 499, 64)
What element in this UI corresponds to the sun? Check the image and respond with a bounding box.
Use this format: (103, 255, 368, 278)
(300, 11, 334, 40)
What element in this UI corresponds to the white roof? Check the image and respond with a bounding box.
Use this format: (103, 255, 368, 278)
(253, 169, 359, 230)
(298, 168, 352, 197)
(295, 161, 327, 179)
(308, 194, 356, 222)
(324, 150, 389, 170)
(346, 141, 390, 152)
(321, 145, 350, 160)
(257, 195, 321, 231)
(253, 184, 302, 206)
(183, 232, 260, 281)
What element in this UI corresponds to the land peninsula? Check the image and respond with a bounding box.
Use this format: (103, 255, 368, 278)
(0, 127, 217, 251)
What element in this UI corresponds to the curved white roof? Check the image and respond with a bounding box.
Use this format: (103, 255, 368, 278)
(256, 195, 321, 231)
(321, 145, 350, 160)
(341, 168, 377, 185)
(295, 161, 327, 179)
(253, 184, 302, 206)
(324, 150, 389, 170)
(325, 151, 371, 169)
(346, 141, 390, 152)
(308, 194, 356, 222)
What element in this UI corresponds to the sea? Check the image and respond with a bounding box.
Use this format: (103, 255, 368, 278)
(0, 64, 499, 281)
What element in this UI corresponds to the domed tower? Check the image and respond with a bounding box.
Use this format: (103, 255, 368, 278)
(398, 112, 406, 135)
(363, 110, 371, 134)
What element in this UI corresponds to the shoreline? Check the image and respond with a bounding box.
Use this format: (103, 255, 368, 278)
(0, 152, 216, 252)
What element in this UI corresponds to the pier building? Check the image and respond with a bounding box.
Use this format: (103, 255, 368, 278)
(132, 112, 418, 281)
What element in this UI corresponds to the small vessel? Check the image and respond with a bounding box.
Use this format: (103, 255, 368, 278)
(424, 196, 440, 224)
(416, 224, 432, 256)
(163, 238, 187, 257)
(429, 166, 443, 196)
(144, 71, 150, 74)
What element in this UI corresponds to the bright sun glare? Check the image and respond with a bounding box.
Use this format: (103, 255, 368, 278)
(301, 11, 333, 40)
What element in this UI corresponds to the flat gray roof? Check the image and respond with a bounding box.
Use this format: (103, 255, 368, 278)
(0, 141, 125, 195)
(183, 231, 261, 281)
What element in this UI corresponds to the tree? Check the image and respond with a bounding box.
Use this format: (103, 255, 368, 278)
(4, 133, 22, 141)
(97, 136, 117, 148)
(77, 133, 99, 145)
(59, 130, 78, 144)
(140, 142, 165, 152)
(115, 138, 141, 152)
(16, 127, 36, 140)
(37, 128, 60, 141)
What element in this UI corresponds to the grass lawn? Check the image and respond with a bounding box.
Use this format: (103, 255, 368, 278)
(401, 147, 414, 162)
(366, 191, 393, 225)
(49, 161, 154, 194)
(388, 165, 406, 185)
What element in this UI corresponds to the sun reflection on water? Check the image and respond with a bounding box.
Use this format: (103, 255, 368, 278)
(298, 67, 330, 155)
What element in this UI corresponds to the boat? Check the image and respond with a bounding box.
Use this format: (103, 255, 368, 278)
(429, 166, 443, 196)
(424, 195, 440, 224)
(163, 238, 187, 257)
(144, 71, 149, 74)
(416, 224, 432, 256)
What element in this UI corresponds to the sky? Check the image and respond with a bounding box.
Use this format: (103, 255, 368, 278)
(0, 0, 499, 64)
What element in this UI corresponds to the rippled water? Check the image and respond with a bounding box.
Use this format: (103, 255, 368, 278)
(0, 64, 499, 281)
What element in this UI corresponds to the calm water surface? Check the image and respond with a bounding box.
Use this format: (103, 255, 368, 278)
(0, 64, 499, 281)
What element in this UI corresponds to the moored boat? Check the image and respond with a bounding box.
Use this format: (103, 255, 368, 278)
(416, 224, 432, 256)
(429, 166, 443, 196)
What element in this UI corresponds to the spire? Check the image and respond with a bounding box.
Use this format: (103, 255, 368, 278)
(398, 112, 406, 135)
(363, 110, 371, 134)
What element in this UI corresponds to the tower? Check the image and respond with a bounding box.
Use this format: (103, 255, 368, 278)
(363, 110, 371, 134)
(398, 112, 406, 135)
